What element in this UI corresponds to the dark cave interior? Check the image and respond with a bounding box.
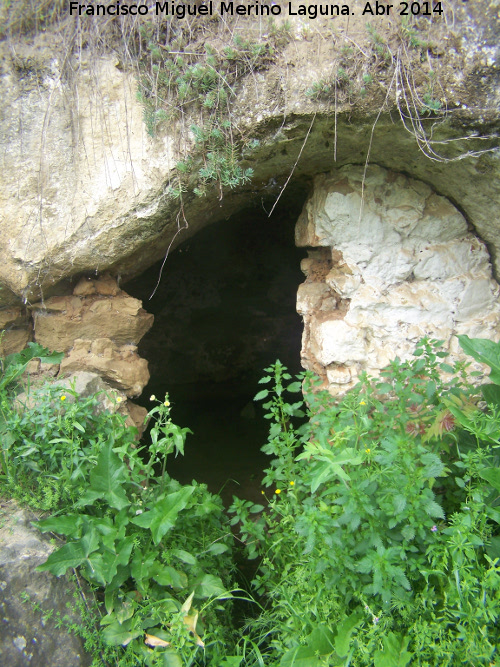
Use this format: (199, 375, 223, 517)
(126, 188, 309, 503)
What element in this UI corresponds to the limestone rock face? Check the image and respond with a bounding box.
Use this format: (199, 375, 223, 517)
(0, 307, 31, 357)
(0, 501, 91, 667)
(60, 340, 150, 398)
(297, 166, 500, 393)
(32, 293, 153, 353)
(16, 278, 155, 399)
(0, 0, 498, 309)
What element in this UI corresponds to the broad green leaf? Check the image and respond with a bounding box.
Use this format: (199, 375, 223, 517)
(486, 536, 500, 559)
(310, 463, 338, 493)
(36, 515, 82, 537)
(482, 384, 500, 407)
(107, 564, 131, 593)
(162, 650, 183, 667)
(374, 633, 413, 667)
(250, 504, 264, 513)
(420, 452, 446, 479)
(287, 381, 302, 393)
(154, 566, 188, 589)
(219, 658, 243, 667)
(335, 613, 363, 657)
(78, 441, 129, 510)
(253, 389, 269, 401)
(393, 495, 407, 514)
(479, 468, 500, 493)
(131, 486, 195, 544)
(100, 536, 135, 582)
(458, 335, 500, 384)
(81, 552, 108, 586)
(195, 573, 227, 598)
(279, 646, 323, 667)
(280, 626, 341, 667)
(36, 541, 87, 576)
(131, 550, 157, 583)
(487, 507, 500, 524)
(172, 548, 198, 565)
(308, 626, 336, 655)
(401, 525, 415, 540)
(206, 542, 229, 555)
(102, 620, 142, 647)
(80, 521, 100, 557)
(423, 498, 445, 519)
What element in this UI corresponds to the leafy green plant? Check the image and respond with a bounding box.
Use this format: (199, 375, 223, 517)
(33, 395, 239, 665)
(231, 338, 500, 665)
(421, 91, 442, 114)
(400, 16, 430, 51)
(0, 381, 134, 511)
(305, 69, 352, 101)
(0, 347, 241, 665)
(0, 341, 62, 393)
(4, 336, 500, 666)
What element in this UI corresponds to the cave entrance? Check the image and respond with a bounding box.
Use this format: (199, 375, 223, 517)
(126, 187, 309, 504)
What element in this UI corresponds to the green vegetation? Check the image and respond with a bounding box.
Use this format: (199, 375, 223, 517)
(136, 25, 287, 198)
(0, 0, 65, 38)
(1, 348, 239, 666)
(1, 335, 499, 665)
(231, 338, 500, 665)
(305, 68, 352, 101)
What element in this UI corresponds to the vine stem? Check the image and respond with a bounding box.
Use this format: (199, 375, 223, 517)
(267, 112, 317, 218)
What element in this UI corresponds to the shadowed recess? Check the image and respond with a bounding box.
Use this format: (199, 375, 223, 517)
(126, 189, 308, 503)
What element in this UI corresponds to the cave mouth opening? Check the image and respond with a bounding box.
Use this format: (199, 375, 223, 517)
(126, 186, 309, 504)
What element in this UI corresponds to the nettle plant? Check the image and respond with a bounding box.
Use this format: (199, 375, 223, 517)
(231, 338, 500, 666)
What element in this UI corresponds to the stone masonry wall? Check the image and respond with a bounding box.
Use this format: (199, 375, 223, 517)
(0, 274, 153, 433)
(296, 165, 500, 394)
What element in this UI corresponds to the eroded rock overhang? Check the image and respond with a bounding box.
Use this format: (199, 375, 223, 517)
(1, 0, 500, 401)
(0, 0, 499, 308)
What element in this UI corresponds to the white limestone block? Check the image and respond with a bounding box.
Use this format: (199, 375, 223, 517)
(363, 246, 416, 286)
(414, 236, 490, 280)
(297, 282, 332, 315)
(321, 192, 395, 248)
(311, 319, 367, 365)
(326, 365, 353, 385)
(325, 265, 362, 298)
(455, 276, 498, 321)
(412, 194, 467, 241)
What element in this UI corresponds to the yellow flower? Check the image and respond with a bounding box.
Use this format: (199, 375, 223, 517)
(365, 448, 371, 453)
(360, 401, 366, 405)
(275, 489, 281, 495)
(60, 395, 66, 401)
(261, 490, 265, 495)
(164, 400, 170, 407)
(116, 396, 122, 403)
(289, 481, 295, 486)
